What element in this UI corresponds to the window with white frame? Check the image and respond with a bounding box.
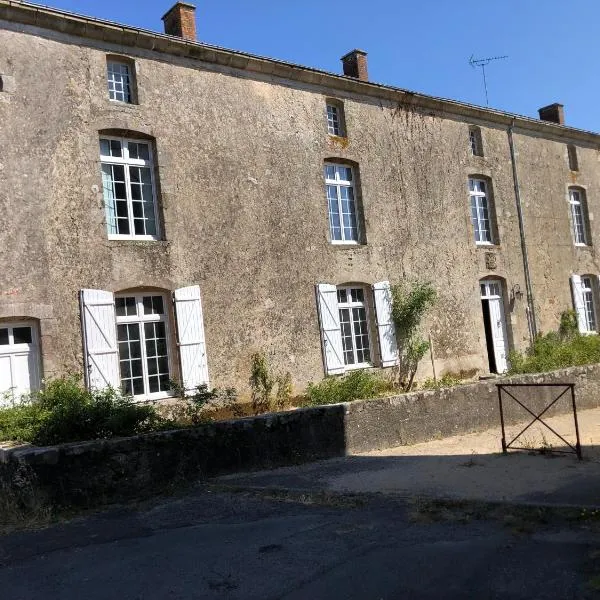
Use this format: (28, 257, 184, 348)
(315, 281, 397, 376)
(107, 60, 133, 103)
(468, 177, 494, 244)
(325, 163, 360, 243)
(469, 126, 483, 157)
(569, 188, 590, 246)
(337, 287, 372, 367)
(100, 137, 160, 240)
(115, 294, 171, 397)
(571, 274, 597, 334)
(0, 322, 41, 403)
(326, 102, 345, 137)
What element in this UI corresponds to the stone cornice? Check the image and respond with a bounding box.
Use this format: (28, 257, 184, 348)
(1, 0, 598, 145)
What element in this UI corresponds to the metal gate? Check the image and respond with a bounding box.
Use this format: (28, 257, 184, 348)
(496, 383, 582, 460)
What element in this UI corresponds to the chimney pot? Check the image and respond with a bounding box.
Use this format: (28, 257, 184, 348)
(341, 49, 368, 81)
(538, 103, 565, 125)
(162, 2, 197, 40)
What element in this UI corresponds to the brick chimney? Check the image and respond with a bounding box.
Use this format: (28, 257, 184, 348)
(538, 103, 565, 125)
(162, 2, 197, 40)
(341, 50, 368, 81)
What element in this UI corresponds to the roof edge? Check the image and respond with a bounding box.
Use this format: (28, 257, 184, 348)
(1, 0, 598, 144)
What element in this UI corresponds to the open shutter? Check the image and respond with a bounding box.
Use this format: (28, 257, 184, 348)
(174, 285, 209, 392)
(372, 281, 398, 368)
(316, 284, 345, 375)
(570, 274, 587, 333)
(80, 289, 120, 391)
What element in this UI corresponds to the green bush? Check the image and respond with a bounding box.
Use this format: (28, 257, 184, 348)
(509, 330, 600, 375)
(0, 377, 165, 445)
(305, 370, 391, 406)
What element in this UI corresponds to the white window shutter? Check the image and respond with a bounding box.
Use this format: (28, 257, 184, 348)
(80, 289, 120, 391)
(316, 284, 345, 375)
(373, 281, 398, 368)
(174, 285, 209, 392)
(570, 274, 587, 333)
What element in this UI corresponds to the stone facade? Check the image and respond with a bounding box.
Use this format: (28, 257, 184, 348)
(0, 1, 599, 398)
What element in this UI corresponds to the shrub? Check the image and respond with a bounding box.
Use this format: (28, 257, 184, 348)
(509, 326, 600, 375)
(0, 377, 165, 445)
(168, 382, 241, 425)
(249, 352, 293, 415)
(419, 373, 465, 390)
(306, 370, 391, 406)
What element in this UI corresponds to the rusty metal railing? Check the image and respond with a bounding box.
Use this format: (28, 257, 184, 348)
(497, 383, 582, 460)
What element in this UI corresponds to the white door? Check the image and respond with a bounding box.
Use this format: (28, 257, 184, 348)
(480, 281, 509, 373)
(0, 323, 41, 405)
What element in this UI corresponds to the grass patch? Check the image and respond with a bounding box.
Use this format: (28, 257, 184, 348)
(509, 324, 600, 375)
(305, 370, 393, 406)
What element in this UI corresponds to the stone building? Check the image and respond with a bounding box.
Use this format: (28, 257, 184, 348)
(0, 1, 599, 401)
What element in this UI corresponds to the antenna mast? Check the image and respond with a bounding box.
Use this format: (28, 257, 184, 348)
(469, 54, 508, 106)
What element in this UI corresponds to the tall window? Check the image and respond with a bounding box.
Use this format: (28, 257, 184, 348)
(107, 60, 133, 103)
(568, 144, 579, 172)
(326, 101, 345, 137)
(469, 126, 483, 157)
(115, 294, 171, 397)
(569, 188, 590, 246)
(337, 286, 371, 367)
(581, 276, 597, 333)
(468, 178, 494, 244)
(325, 163, 359, 243)
(100, 137, 159, 240)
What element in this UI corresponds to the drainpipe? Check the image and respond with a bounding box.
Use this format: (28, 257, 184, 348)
(508, 119, 537, 343)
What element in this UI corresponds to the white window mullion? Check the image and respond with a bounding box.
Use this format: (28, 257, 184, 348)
(124, 153, 135, 238)
(336, 184, 345, 242)
(136, 296, 150, 397)
(348, 307, 359, 364)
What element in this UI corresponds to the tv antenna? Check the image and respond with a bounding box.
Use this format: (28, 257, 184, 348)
(469, 54, 508, 106)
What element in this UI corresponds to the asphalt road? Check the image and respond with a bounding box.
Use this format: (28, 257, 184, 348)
(1, 487, 599, 600)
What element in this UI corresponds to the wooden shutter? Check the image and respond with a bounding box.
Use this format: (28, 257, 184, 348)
(174, 285, 209, 392)
(316, 284, 345, 375)
(570, 274, 587, 333)
(372, 281, 398, 368)
(80, 289, 120, 390)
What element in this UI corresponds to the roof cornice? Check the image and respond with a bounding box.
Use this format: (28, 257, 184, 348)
(1, 0, 598, 145)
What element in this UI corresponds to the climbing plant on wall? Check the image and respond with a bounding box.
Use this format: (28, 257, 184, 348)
(391, 281, 437, 391)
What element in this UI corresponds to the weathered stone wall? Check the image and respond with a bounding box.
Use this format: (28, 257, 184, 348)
(0, 15, 599, 394)
(1, 365, 599, 508)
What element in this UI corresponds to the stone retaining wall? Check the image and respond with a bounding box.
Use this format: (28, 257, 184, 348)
(2, 365, 599, 508)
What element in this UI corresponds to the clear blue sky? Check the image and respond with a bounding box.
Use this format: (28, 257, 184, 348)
(26, 0, 600, 131)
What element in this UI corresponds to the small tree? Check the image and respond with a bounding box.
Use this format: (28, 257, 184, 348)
(391, 281, 437, 391)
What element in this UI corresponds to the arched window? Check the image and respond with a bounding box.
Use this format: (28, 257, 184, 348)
(315, 281, 398, 375)
(99, 132, 161, 240)
(468, 176, 498, 245)
(324, 160, 365, 244)
(568, 187, 591, 246)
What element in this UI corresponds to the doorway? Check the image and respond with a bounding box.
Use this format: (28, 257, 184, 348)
(480, 280, 509, 374)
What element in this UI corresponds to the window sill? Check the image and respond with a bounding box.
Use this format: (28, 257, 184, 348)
(107, 99, 138, 108)
(574, 243, 592, 249)
(475, 242, 498, 248)
(108, 235, 164, 242)
(344, 362, 374, 372)
(132, 391, 175, 404)
(330, 240, 363, 247)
